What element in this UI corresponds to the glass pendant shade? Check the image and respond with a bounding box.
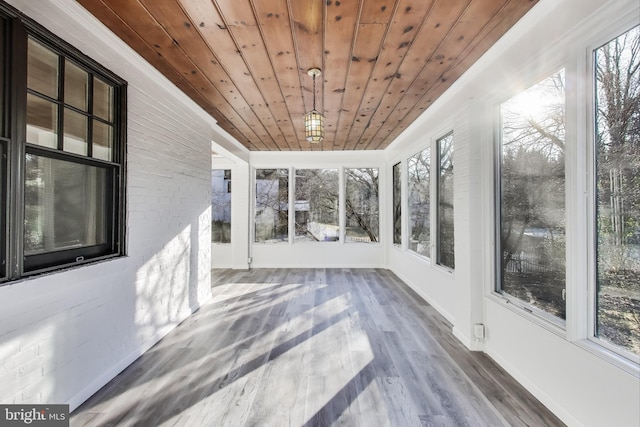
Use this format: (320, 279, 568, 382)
(304, 109, 324, 143)
(305, 68, 324, 143)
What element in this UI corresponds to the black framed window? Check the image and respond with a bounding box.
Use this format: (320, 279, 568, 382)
(0, 139, 6, 280)
(1, 15, 6, 280)
(0, 3, 126, 282)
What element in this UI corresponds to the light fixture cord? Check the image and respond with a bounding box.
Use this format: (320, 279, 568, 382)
(312, 73, 316, 111)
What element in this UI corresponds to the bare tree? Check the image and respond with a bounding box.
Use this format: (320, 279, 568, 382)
(345, 168, 379, 242)
(596, 26, 640, 254)
(594, 26, 640, 353)
(255, 169, 288, 242)
(408, 148, 431, 255)
(499, 69, 567, 319)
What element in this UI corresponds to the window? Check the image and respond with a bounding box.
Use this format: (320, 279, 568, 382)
(0, 140, 6, 280)
(0, 6, 126, 282)
(211, 169, 231, 243)
(345, 168, 379, 243)
(255, 169, 288, 243)
(392, 162, 402, 245)
(437, 132, 454, 269)
(294, 169, 339, 242)
(0, 17, 6, 280)
(408, 149, 430, 257)
(0, 16, 4, 135)
(593, 25, 640, 355)
(23, 153, 113, 271)
(498, 70, 566, 320)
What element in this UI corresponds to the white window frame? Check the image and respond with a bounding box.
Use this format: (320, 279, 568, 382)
(435, 131, 455, 271)
(584, 20, 640, 367)
(407, 146, 431, 260)
(251, 165, 382, 246)
(343, 167, 381, 244)
(485, 6, 640, 375)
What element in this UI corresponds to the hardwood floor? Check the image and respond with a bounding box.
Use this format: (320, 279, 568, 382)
(71, 269, 565, 427)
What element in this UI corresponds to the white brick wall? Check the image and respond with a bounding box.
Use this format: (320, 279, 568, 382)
(0, 0, 216, 410)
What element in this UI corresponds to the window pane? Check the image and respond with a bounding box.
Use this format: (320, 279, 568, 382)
(594, 26, 640, 354)
(438, 133, 454, 269)
(26, 93, 58, 148)
(27, 38, 58, 99)
(63, 108, 88, 155)
(345, 168, 379, 243)
(255, 169, 288, 243)
(93, 120, 113, 161)
(294, 169, 339, 242)
(212, 169, 231, 243)
(393, 162, 402, 245)
(408, 149, 430, 257)
(24, 153, 109, 255)
(64, 60, 88, 111)
(499, 70, 566, 320)
(94, 77, 114, 122)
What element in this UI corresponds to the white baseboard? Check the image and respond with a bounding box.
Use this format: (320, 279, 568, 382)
(484, 344, 583, 427)
(67, 307, 200, 412)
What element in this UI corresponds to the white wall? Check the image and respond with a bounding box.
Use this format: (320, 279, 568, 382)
(386, 0, 640, 426)
(0, 0, 231, 410)
(211, 156, 250, 269)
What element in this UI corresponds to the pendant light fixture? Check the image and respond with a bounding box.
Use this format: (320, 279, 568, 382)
(304, 68, 324, 143)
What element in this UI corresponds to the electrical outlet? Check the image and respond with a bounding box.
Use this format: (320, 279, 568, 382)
(473, 323, 485, 341)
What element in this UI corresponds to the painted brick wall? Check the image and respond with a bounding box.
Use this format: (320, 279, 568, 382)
(0, 0, 214, 410)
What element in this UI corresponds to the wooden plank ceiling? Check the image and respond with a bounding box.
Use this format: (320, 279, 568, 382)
(77, 0, 538, 151)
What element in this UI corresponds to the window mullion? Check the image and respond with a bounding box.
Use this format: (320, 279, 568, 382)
(339, 166, 345, 244)
(57, 56, 64, 151)
(7, 18, 27, 279)
(87, 73, 94, 158)
(433, 137, 439, 263)
(288, 167, 294, 244)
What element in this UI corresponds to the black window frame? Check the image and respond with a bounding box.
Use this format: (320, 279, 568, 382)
(0, 3, 127, 283)
(0, 138, 7, 280)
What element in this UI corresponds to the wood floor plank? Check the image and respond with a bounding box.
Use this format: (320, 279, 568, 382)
(71, 268, 565, 427)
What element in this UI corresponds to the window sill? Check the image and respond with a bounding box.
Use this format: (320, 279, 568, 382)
(433, 263, 455, 277)
(574, 339, 640, 378)
(1, 254, 126, 286)
(488, 292, 567, 338)
(344, 241, 382, 246)
(406, 249, 432, 263)
(488, 293, 640, 378)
